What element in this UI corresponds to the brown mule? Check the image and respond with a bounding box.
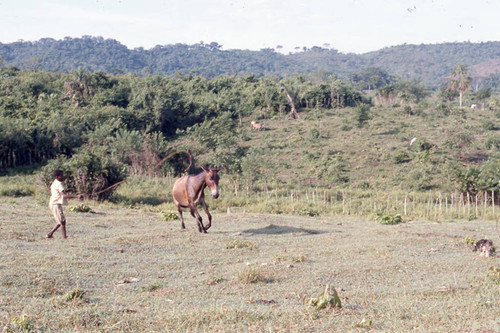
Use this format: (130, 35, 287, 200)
(172, 167, 220, 233)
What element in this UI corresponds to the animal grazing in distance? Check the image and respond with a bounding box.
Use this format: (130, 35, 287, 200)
(251, 121, 263, 130)
(172, 166, 221, 233)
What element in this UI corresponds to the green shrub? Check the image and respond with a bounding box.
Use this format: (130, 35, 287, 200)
(464, 236, 478, 248)
(6, 314, 34, 332)
(487, 267, 500, 283)
(376, 212, 403, 225)
(63, 288, 85, 302)
(297, 207, 319, 217)
(69, 204, 94, 213)
(142, 282, 162, 292)
(160, 210, 180, 221)
(305, 285, 342, 310)
(392, 150, 411, 164)
(40, 150, 127, 200)
(415, 138, 434, 152)
(407, 166, 433, 191)
(481, 119, 496, 131)
(485, 135, 500, 150)
(354, 104, 372, 128)
(357, 181, 372, 190)
(478, 157, 500, 192)
(226, 239, 256, 250)
(308, 127, 320, 140)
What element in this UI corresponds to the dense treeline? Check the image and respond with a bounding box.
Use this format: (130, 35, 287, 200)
(0, 66, 364, 171)
(2, 37, 500, 89)
(1, 63, 499, 203)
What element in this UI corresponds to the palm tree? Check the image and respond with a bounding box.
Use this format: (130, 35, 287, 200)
(449, 64, 471, 108)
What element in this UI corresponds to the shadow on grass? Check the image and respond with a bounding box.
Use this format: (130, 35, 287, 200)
(242, 224, 325, 235)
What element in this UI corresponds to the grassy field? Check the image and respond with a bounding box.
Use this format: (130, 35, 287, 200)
(1, 196, 499, 332)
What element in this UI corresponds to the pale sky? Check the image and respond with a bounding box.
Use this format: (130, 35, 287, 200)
(1, 0, 499, 54)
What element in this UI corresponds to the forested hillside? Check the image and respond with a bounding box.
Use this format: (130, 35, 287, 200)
(0, 64, 499, 208)
(1, 37, 500, 89)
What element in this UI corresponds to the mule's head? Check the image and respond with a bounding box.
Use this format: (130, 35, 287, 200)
(202, 167, 220, 199)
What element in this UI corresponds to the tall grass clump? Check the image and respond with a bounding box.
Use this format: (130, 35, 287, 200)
(6, 314, 34, 332)
(237, 265, 271, 284)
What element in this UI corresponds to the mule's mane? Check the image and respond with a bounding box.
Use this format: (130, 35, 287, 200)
(192, 170, 207, 182)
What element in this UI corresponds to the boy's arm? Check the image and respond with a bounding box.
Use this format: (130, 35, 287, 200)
(61, 191, 83, 200)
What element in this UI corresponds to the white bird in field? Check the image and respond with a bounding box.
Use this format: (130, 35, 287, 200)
(410, 137, 417, 146)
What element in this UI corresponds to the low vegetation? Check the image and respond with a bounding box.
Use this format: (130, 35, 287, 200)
(0, 197, 498, 332)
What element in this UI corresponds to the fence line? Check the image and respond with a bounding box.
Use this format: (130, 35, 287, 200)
(221, 184, 499, 220)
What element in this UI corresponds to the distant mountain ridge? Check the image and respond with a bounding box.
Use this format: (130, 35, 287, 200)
(1, 36, 499, 88)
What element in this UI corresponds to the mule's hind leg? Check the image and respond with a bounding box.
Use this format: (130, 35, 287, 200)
(178, 208, 186, 229)
(175, 202, 186, 229)
(189, 205, 207, 233)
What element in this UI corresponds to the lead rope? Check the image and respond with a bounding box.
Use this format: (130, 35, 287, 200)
(153, 150, 193, 173)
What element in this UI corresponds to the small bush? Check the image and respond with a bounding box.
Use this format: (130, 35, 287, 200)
(464, 236, 478, 248)
(392, 150, 411, 164)
(481, 119, 496, 131)
(160, 210, 180, 221)
(63, 288, 85, 302)
(207, 275, 225, 285)
(305, 285, 342, 310)
(226, 239, 256, 250)
(291, 254, 307, 263)
(142, 282, 162, 292)
(6, 314, 34, 332)
(487, 267, 500, 283)
(485, 135, 500, 150)
(40, 150, 127, 200)
(357, 181, 372, 190)
(69, 203, 94, 213)
(297, 207, 319, 217)
(308, 127, 320, 140)
(376, 212, 403, 225)
(237, 265, 266, 284)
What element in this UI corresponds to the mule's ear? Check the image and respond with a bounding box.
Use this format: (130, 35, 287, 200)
(201, 166, 207, 172)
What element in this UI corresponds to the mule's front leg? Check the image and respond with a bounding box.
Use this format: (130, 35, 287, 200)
(200, 199, 212, 230)
(190, 206, 207, 233)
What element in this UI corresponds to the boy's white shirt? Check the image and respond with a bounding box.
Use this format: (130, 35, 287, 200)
(49, 179, 68, 206)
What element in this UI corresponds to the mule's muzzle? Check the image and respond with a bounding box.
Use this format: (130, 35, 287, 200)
(211, 189, 219, 199)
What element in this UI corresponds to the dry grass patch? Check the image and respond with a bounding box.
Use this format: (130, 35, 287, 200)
(236, 264, 275, 284)
(1, 197, 499, 332)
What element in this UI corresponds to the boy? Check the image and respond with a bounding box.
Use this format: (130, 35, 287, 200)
(46, 170, 82, 239)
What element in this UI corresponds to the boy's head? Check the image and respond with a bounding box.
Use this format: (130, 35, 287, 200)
(53, 169, 64, 180)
